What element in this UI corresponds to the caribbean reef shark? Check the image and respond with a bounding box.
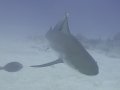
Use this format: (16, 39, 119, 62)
(31, 15, 99, 76)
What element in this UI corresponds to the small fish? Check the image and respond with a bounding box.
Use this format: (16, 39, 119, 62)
(0, 62, 23, 72)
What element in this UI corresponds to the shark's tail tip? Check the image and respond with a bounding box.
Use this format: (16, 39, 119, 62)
(64, 12, 70, 19)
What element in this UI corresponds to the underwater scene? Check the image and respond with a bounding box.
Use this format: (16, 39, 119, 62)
(0, 0, 120, 90)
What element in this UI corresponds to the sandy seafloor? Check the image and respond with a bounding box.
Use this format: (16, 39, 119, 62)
(0, 37, 120, 90)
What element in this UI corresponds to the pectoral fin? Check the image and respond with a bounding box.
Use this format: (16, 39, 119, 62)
(30, 58, 63, 68)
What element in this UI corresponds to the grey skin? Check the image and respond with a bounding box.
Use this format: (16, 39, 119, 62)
(0, 62, 23, 72)
(30, 15, 99, 76)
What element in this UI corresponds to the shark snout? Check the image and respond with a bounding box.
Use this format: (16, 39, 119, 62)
(78, 63, 99, 76)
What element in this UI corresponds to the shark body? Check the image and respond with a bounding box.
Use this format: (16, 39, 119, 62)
(31, 15, 99, 76)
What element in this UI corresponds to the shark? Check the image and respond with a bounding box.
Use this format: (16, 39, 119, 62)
(30, 15, 99, 76)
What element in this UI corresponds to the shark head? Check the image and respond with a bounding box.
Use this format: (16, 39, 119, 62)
(46, 15, 99, 76)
